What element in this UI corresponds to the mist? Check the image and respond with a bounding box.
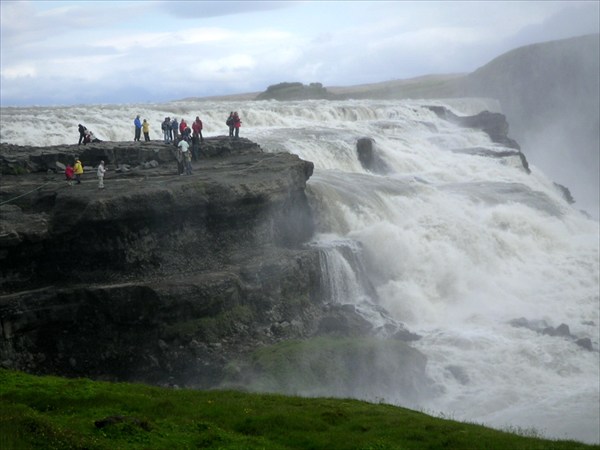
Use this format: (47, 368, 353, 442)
(464, 33, 599, 220)
(519, 121, 599, 220)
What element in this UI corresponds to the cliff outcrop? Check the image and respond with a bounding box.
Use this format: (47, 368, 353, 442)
(0, 138, 346, 387)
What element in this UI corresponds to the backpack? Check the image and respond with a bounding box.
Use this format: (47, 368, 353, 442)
(226, 117, 233, 126)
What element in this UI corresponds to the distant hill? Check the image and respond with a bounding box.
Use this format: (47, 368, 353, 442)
(462, 34, 599, 216)
(465, 34, 599, 136)
(327, 73, 466, 100)
(253, 75, 467, 101)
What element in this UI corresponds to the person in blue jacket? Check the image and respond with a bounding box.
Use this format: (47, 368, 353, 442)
(171, 118, 179, 141)
(134, 115, 142, 141)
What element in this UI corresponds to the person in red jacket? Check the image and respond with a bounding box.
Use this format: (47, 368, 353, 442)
(233, 112, 241, 138)
(192, 116, 203, 143)
(179, 119, 187, 136)
(65, 164, 74, 186)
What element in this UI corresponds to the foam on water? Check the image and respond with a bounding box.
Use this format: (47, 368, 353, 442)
(1, 98, 598, 443)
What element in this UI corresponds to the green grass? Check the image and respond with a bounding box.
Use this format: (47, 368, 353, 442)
(1, 369, 597, 450)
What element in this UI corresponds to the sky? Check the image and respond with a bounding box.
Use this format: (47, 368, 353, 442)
(1, 1, 598, 106)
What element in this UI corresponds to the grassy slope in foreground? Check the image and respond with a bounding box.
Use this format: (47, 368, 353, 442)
(0, 369, 597, 450)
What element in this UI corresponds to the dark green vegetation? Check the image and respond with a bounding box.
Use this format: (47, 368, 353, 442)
(2, 369, 598, 450)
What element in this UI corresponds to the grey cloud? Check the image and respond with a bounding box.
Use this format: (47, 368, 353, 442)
(1, 1, 139, 47)
(156, 1, 295, 19)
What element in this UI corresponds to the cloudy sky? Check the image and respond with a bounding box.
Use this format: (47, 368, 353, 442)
(1, 0, 598, 106)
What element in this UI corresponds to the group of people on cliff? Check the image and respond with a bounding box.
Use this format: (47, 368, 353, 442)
(64, 158, 106, 189)
(71, 110, 244, 185)
(134, 111, 242, 143)
(134, 116, 151, 142)
(226, 112, 242, 138)
(77, 111, 243, 146)
(164, 112, 241, 176)
(160, 116, 204, 144)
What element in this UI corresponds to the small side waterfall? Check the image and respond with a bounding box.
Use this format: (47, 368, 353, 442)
(314, 236, 415, 338)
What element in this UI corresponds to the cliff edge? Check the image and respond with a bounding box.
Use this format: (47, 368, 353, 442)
(0, 138, 336, 387)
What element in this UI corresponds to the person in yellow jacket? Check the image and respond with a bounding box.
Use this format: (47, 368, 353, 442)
(73, 158, 84, 184)
(142, 119, 150, 142)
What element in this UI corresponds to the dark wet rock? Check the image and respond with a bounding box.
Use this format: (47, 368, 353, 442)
(553, 182, 576, 204)
(0, 137, 325, 387)
(356, 137, 390, 174)
(426, 106, 521, 150)
(451, 147, 530, 173)
(542, 323, 571, 337)
(576, 338, 593, 351)
(446, 365, 470, 385)
(391, 327, 421, 342)
(0, 138, 261, 175)
(509, 317, 596, 351)
(316, 304, 374, 337)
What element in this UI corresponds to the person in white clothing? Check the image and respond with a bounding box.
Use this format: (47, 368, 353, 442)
(178, 139, 193, 175)
(97, 160, 107, 189)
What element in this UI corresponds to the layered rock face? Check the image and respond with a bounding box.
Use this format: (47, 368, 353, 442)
(0, 138, 331, 387)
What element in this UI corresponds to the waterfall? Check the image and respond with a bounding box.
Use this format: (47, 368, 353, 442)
(1, 98, 598, 443)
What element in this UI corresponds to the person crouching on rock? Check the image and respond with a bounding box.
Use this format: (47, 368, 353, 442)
(97, 160, 107, 189)
(89, 130, 102, 143)
(73, 158, 84, 184)
(83, 130, 102, 144)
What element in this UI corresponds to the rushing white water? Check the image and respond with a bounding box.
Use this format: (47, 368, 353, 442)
(1, 98, 598, 443)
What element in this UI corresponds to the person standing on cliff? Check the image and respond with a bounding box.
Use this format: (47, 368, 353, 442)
(78, 124, 87, 145)
(97, 160, 107, 189)
(177, 137, 192, 175)
(134, 115, 142, 141)
(162, 117, 171, 143)
(73, 158, 84, 184)
(226, 112, 234, 137)
(171, 118, 179, 142)
(192, 116, 203, 143)
(179, 118, 188, 139)
(233, 112, 241, 138)
(142, 119, 150, 142)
